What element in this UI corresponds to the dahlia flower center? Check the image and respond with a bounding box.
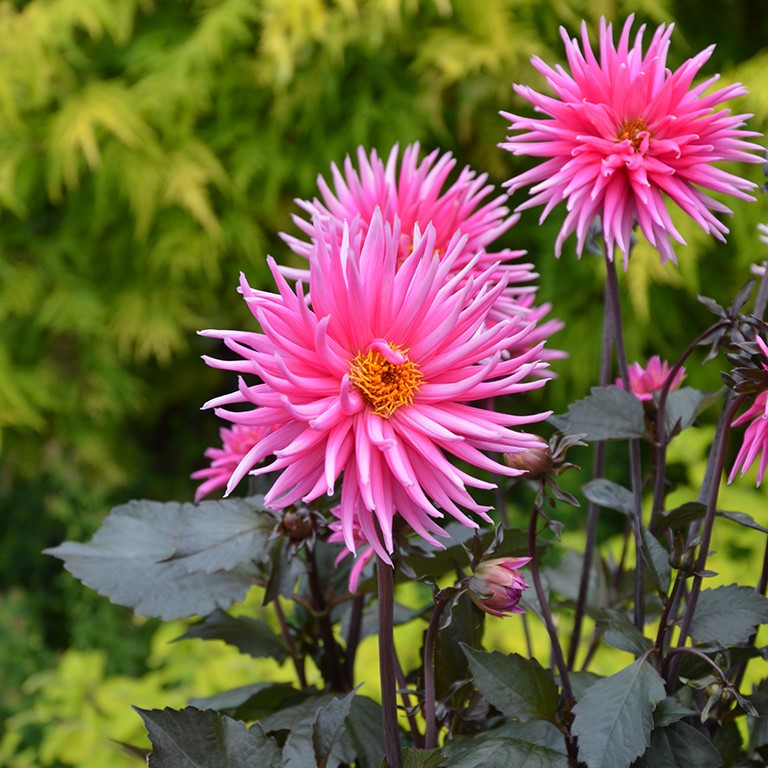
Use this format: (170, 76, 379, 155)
(616, 117, 650, 151)
(349, 343, 423, 418)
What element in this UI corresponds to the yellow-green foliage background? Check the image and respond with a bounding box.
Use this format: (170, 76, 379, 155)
(1, 0, 768, 765)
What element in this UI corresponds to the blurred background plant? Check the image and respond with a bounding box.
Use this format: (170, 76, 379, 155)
(1, 0, 767, 764)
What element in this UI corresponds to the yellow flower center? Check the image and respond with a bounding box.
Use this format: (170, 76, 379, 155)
(349, 344, 423, 418)
(616, 117, 650, 151)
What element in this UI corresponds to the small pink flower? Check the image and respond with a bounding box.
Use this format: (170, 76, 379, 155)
(201, 210, 551, 563)
(282, 143, 563, 349)
(191, 423, 274, 502)
(328, 506, 375, 593)
(729, 337, 768, 486)
(615, 356, 685, 401)
(502, 16, 762, 267)
(469, 557, 532, 617)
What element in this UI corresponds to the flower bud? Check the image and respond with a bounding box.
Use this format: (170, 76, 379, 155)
(279, 507, 315, 542)
(504, 440, 552, 480)
(469, 557, 532, 617)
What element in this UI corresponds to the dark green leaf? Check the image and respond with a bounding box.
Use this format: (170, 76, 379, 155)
(662, 388, 718, 439)
(551, 386, 646, 441)
(44, 499, 262, 619)
(491, 721, 567, 754)
(600, 611, 653, 657)
(190, 683, 300, 722)
(568, 670, 603, 699)
(433, 592, 483, 701)
(177, 609, 288, 662)
(263, 537, 304, 605)
(443, 735, 569, 768)
(640, 525, 671, 593)
(582, 479, 634, 515)
(543, 550, 607, 609)
(402, 747, 447, 768)
(651, 697, 698, 727)
(345, 696, 385, 768)
(655, 503, 768, 537)
(260, 694, 358, 767)
(136, 706, 281, 768)
(633, 721, 723, 768)
(463, 647, 559, 723)
(571, 657, 666, 768)
(312, 690, 356, 768)
(111, 740, 150, 762)
(689, 585, 768, 646)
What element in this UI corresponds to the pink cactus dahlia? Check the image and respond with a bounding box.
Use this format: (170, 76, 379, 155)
(729, 337, 768, 486)
(501, 16, 762, 266)
(191, 423, 274, 502)
(201, 210, 551, 562)
(282, 143, 561, 341)
(615, 356, 685, 402)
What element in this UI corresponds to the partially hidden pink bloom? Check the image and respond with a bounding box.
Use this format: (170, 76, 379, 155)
(729, 337, 768, 486)
(281, 142, 563, 354)
(192, 423, 274, 502)
(201, 210, 551, 563)
(328, 506, 375, 593)
(501, 16, 763, 267)
(470, 557, 531, 617)
(615, 356, 685, 401)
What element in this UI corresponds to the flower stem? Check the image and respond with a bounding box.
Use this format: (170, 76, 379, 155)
(667, 394, 745, 685)
(274, 597, 307, 689)
(568, 278, 613, 668)
(605, 254, 646, 629)
(306, 547, 346, 691)
(376, 555, 402, 768)
(423, 593, 450, 749)
(528, 496, 574, 708)
(343, 593, 365, 688)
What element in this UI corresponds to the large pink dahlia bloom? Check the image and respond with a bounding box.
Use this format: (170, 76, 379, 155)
(501, 16, 763, 266)
(729, 337, 768, 486)
(201, 210, 551, 562)
(282, 143, 561, 341)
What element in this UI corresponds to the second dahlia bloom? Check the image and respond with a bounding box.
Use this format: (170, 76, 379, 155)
(201, 210, 551, 562)
(282, 143, 562, 342)
(501, 16, 762, 266)
(615, 356, 685, 402)
(191, 423, 274, 502)
(729, 337, 768, 486)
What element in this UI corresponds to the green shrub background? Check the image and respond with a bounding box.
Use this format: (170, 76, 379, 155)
(1, 0, 767, 764)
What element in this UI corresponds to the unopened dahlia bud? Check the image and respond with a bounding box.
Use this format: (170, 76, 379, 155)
(279, 507, 316, 542)
(504, 440, 552, 480)
(469, 557, 531, 617)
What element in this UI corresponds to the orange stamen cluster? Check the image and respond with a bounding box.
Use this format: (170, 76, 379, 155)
(350, 345, 423, 418)
(617, 117, 650, 151)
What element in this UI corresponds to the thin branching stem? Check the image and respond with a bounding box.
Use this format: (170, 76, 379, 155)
(274, 596, 308, 689)
(306, 547, 346, 691)
(528, 495, 574, 708)
(343, 593, 365, 688)
(394, 654, 424, 749)
(568, 279, 613, 669)
(649, 320, 730, 530)
(423, 593, 451, 749)
(376, 556, 403, 768)
(605, 254, 646, 629)
(667, 393, 746, 686)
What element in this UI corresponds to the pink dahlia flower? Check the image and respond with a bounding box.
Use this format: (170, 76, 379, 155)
(501, 16, 763, 266)
(615, 356, 685, 401)
(469, 556, 531, 617)
(282, 143, 562, 346)
(191, 423, 274, 502)
(729, 337, 768, 486)
(201, 210, 551, 563)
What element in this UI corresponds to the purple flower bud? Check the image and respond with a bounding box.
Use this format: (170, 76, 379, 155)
(469, 557, 532, 617)
(504, 439, 552, 480)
